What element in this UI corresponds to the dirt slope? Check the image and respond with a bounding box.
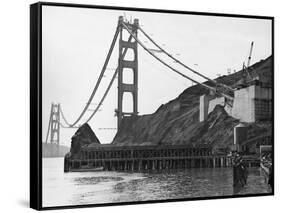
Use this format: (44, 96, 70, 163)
(112, 56, 272, 150)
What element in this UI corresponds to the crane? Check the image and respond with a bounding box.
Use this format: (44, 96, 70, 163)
(245, 41, 254, 80)
(236, 42, 255, 89)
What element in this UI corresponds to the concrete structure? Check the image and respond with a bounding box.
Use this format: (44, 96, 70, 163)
(208, 96, 225, 113)
(117, 16, 139, 129)
(199, 84, 272, 123)
(199, 95, 210, 122)
(232, 84, 272, 122)
(233, 123, 248, 152)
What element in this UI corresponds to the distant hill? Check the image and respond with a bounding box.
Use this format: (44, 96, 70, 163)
(42, 143, 70, 158)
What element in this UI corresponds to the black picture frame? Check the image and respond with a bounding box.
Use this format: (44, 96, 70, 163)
(30, 2, 274, 210)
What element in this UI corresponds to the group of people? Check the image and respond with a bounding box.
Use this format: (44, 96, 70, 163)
(232, 151, 273, 191)
(261, 153, 273, 190)
(232, 152, 248, 188)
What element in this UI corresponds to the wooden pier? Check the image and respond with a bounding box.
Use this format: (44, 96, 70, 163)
(64, 144, 233, 172)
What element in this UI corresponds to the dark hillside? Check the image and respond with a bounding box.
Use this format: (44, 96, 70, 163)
(112, 56, 272, 150)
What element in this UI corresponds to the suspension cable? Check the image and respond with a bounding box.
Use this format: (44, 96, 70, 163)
(84, 34, 135, 123)
(138, 26, 234, 92)
(122, 23, 233, 101)
(59, 106, 70, 126)
(64, 26, 120, 127)
(59, 106, 79, 128)
(84, 67, 118, 123)
(59, 122, 66, 128)
(58, 119, 79, 129)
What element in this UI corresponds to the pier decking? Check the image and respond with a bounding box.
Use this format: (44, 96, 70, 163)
(64, 144, 233, 172)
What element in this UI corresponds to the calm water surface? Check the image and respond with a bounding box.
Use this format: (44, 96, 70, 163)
(43, 158, 271, 207)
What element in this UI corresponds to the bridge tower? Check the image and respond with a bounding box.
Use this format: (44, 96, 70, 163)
(46, 103, 60, 156)
(116, 16, 139, 129)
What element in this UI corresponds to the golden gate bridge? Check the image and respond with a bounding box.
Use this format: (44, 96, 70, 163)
(44, 16, 237, 149)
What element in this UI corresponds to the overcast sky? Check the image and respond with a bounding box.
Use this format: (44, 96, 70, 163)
(42, 5, 272, 146)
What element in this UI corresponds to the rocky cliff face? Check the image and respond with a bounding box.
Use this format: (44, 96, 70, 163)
(70, 123, 100, 157)
(112, 56, 272, 150)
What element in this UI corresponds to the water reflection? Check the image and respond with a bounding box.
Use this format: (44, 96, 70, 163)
(43, 158, 271, 207)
